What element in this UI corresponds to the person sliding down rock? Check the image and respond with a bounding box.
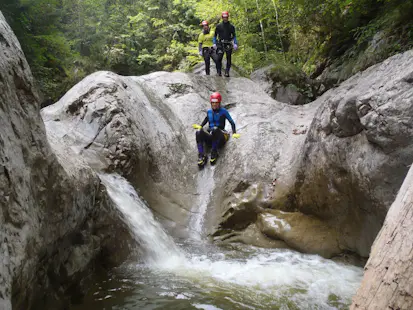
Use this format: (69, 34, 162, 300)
(192, 92, 240, 167)
(213, 11, 238, 77)
(198, 20, 216, 75)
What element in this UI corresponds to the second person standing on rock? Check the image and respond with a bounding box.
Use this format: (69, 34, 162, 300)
(198, 20, 216, 75)
(213, 11, 238, 77)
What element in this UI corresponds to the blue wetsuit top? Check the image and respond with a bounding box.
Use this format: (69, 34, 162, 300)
(200, 107, 236, 133)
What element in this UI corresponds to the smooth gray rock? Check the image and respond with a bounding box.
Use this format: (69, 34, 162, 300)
(4, 11, 412, 309)
(249, 65, 274, 95)
(257, 210, 341, 258)
(295, 50, 413, 257)
(41, 69, 319, 244)
(0, 11, 131, 310)
(137, 72, 319, 236)
(41, 71, 198, 236)
(275, 84, 307, 106)
(350, 163, 413, 309)
(44, 49, 413, 260)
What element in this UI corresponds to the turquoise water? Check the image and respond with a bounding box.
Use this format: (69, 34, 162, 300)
(78, 174, 363, 310)
(72, 241, 362, 310)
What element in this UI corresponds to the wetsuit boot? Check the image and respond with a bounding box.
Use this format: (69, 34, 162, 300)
(197, 142, 207, 167)
(198, 153, 207, 167)
(210, 149, 218, 165)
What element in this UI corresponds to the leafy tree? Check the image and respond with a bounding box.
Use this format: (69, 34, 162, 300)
(2, 0, 412, 100)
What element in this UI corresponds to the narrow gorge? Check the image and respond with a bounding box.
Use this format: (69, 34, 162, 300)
(1, 10, 413, 310)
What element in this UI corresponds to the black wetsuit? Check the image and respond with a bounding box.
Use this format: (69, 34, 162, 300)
(213, 22, 237, 75)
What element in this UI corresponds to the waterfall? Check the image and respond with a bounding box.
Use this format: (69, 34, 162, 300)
(189, 167, 215, 239)
(95, 173, 363, 310)
(98, 173, 184, 267)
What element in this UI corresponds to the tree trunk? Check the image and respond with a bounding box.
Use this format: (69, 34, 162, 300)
(351, 164, 413, 310)
(243, 0, 250, 35)
(271, 0, 285, 58)
(255, 0, 268, 57)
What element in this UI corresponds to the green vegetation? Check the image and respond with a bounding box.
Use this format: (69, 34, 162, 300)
(1, 0, 412, 101)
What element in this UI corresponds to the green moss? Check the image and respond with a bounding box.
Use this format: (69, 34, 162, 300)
(268, 62, 306, 86)
(165, 83, 192, 98)
(327, 293, 350, 309)
(266, 62, 317, 102)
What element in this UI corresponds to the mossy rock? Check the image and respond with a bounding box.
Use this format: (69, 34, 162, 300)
(268, 62, 308, 86)
(264, 62, 318, 104)
(165, 83, 192, 98)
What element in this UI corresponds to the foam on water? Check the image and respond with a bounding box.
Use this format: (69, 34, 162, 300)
(189, 166, 215, 239)
(99, 173, 184, 267)
(99, 173, 363, 309)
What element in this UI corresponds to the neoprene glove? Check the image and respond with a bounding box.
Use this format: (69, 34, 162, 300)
(192, 124, 202, 130)
(232, 133, 240, 139)
(213, 44, 217, 49)
(233, 44, 238, 51)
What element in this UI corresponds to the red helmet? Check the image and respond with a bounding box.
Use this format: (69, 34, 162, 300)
(222, 11, 229, 18)
(210, 92, 222, 103)
(201, 20, 208, 26)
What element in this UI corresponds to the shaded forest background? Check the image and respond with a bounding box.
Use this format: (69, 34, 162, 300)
(1, 0, 413, 101)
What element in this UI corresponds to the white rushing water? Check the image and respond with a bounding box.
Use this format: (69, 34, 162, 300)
(98, 173, 363, 309)
(98, 173, 184, 267)
(189, 166, 215, 239)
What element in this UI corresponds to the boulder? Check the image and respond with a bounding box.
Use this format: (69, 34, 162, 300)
(41, 71, 198, 236)
(4, 5, 413, 307)
(138, 72, 320, 236)
(40, 49, 413, 261)
(257, 210, 341, 258)
(250, 64, 317, 105)
(295, 50, 413, 257)
(0, 11, 131, 310)
(350, 164, 413, 309)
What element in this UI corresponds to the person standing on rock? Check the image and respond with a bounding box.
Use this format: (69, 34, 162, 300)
(198, 20, 216, 76)
(213, 11, 238, 77)
(192, 92, 240, 167)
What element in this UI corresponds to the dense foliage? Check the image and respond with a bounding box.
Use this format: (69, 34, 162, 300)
(1, 0, 412, 101)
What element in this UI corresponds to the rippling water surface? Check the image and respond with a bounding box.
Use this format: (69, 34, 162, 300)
(74, 174, 363, 310)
